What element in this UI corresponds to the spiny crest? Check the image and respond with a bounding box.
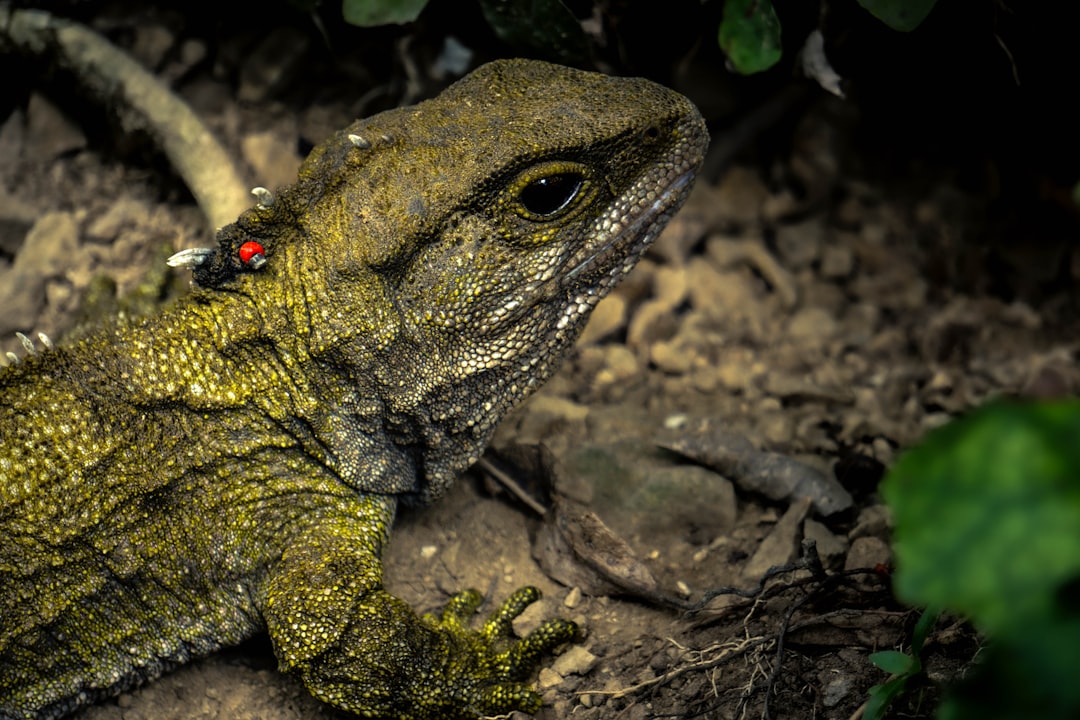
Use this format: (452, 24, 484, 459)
(2, 332, 54, 367)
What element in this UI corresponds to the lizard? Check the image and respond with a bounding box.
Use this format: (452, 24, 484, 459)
(0, 58, 708, 719)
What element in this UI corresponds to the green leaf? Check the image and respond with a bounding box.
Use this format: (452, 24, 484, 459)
(342, 0, 428, 26)
(477, 0, 589, 63)
(718, 0, 782, 75)
(910, 607, 939, 653)
(883, 400, 1080, 636)
(869, 650, 916, 675)
(864, 676, 909, 720)
(938, 618, 1080, 720)
(856, 0, 938, 32)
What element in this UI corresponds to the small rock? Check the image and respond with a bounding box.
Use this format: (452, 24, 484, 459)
(525, 395, 589, 423)
(578, 293, 626, 345)
(652, 264, 688, 308)
(774, 218, 824, 269)
(820, 243, 854, 278)
(705, 235, 797, 309)
(512, 596, 559, 638)
(563, 586, 583, 609)
(742, 498, 811, 580)
(0, 212, 79, 335)
(822, 674, 854, 708)
(714, 350, 760, 392)
(567, 443, 737, 539)
(592, 344, 641, 392)
(551, 645, 598, 676)
(650, 339, 694, 374)
(786, 306, 839, 342)
(686, 257, 769, 334)
(625, 296, 678, 350)
(537, 667, 564, 690)
(844, 536, 892, 584)
(849, 504, 892, 539)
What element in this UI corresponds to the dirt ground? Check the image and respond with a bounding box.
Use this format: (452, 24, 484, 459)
(2, 3, 1077, 720)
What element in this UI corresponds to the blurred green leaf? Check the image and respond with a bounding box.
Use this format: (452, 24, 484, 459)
(938, 618, 1080, 720)
(342, 0, 429, 26)
(865, 675, 909, 720)
(870, 650, 917, 675)
(857, 0, 938, 32)
(718, 0, 782, 75)
(883, 400, 1080, 636)
(477, 0, 589, 63)
(911, 607, 938, 652)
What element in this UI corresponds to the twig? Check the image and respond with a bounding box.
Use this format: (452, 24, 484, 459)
(476, 457, 548, 517)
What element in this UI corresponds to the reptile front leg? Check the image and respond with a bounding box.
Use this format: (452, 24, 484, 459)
(262, 493, 576, 719)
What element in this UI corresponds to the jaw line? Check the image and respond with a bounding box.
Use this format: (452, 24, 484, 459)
(479, 167, 696, 332)
(562, 168, 695, 287)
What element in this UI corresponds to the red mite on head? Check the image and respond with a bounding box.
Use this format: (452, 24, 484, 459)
(238, 241, 266, 269)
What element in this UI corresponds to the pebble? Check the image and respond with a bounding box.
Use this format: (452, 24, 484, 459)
(578, 293, 626, 345)
(820, 243, 854, 278)
(0, 211, 78, 336)
(849, 504, 892, 539)
(774, 218, 824, 269)
(742, 499, 811, 580)
(552, 645, 598, 676)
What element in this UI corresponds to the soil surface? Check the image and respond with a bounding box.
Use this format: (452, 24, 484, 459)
(2, 3, 1077, 720)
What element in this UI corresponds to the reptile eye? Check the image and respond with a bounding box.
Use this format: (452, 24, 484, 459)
(518, 172, 585, 217)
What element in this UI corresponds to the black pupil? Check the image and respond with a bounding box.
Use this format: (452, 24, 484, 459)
(519, 173, 583, 216)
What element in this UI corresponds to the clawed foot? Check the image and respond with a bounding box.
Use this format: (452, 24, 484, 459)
(423, 586, 579, 717)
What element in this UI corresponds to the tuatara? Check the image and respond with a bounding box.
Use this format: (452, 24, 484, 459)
(0, 58, 707, 719)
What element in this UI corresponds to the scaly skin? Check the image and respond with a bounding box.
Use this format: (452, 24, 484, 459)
(0, 59, 707, 719)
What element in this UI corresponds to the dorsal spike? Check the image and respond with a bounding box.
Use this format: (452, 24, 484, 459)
(251, 187, 275, 209)
(166, 247, 215, 269)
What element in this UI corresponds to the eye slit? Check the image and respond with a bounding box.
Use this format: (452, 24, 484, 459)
(518, 172, 585, 217)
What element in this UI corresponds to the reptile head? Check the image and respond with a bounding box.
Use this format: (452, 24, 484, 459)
(197, 59, 707, 498)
